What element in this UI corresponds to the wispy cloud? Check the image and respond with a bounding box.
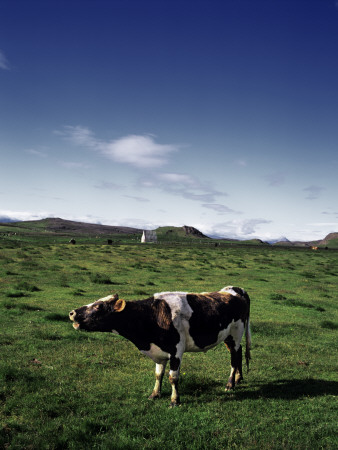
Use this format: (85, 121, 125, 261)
(56, 125, 98, 148)
(138, 172, 226, 203)
(26, 149, 48, 158)
(322, 210, 338, 217)
(204, 218, 272, 239)
(59, 161, 91, 169)
(0, 50, 10, 70)
(263, 171, 285, 186)
(94, 181, 124, 190)
(202, 203, 241, 215)
(57, 126, 179, 169)
(234, 159, 247, 167)
(303, 185, 325, 200)
(239, 218, 272, 235)
(124, 195, 150, 203)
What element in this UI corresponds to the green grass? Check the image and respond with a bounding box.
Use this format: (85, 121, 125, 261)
(0, 242, 337, 449)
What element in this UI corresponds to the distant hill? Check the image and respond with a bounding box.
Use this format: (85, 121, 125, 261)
(267, 236, 291, 245)
(155, 225, 209, 241)
(1, 217, 142, 235)
(317, 232, 338, 248)
(1, 217, 337, 247)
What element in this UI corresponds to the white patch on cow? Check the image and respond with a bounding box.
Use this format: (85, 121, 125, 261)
(154, 292, 194, 359)
(220, 286, 243, 297)
(141, 343, 170, 364)
(85, 294, 115, 308)
(154, 291, 193, 323)
(228, 318, 245, 350)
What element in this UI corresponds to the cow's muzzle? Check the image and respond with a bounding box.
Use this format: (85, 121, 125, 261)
(69, 310, 80, 329)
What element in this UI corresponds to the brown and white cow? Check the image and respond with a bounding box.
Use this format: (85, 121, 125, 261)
(69, 286, 251, 406)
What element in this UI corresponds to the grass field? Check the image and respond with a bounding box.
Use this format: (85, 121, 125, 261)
(0, 240, 337, 449)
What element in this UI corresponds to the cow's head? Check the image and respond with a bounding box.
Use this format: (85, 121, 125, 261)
(69, 293, 126, 332)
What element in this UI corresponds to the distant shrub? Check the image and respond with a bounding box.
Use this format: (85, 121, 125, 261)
(6, 290, 26, 298)
(270, 293, 286, 301)
(321, 320, 338, 330)
(16, 282, 41, 292)
(2, 301, 41, 311)
(72, 289, 86, 296)
(90, 273, 113, 285)
(302, 271, 316, 279)
(134, 289, 149, 296)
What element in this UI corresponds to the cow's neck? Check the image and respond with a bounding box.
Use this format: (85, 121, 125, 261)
(113, 300, 154, 349)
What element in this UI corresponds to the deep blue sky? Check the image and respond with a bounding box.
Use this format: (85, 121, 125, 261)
(1, 0, 337, 240)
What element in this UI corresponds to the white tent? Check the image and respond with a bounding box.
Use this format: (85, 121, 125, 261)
(141, 230, 157, 243)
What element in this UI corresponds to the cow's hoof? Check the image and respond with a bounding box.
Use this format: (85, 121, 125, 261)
(225, 385, 234, 392)
(148, 393, 161, 400)
(169, 401, 181, 408)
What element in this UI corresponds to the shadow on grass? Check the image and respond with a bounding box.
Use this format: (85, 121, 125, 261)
(178, 377, 338, 404)
(45, 313, 68, 322)
(239, 378, 338, 400)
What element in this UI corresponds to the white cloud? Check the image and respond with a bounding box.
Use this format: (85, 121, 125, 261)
(0, 50, 10, 70)
(0, 210, 53, 222)
(58, 126, 179, 169)
(102, 135, 177, 168)
(201, 218, 272, 239)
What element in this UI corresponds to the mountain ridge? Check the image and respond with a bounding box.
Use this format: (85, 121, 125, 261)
(1, 217, 337, 247)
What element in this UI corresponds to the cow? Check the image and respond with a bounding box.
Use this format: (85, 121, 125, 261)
(69, 286, 251, 407)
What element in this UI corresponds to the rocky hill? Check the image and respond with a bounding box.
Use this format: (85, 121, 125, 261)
(317, 232, 338, 248)
(182, 225, 208, 239)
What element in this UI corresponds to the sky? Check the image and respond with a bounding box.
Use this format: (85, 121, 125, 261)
(1, 0, 338, 241)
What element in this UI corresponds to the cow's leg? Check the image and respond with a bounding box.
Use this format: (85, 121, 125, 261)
(149, 361, 167, 400)
(235, 344, 243, 385)
(224, 336, 240, 391)
(168, 356, 181, 407)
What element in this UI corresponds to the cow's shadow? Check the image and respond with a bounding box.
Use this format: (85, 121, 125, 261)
(233, 378, 338, 401)
(179, 377, 338, 403)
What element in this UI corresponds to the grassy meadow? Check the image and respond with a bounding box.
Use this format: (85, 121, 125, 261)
(0, 238, 337, 449)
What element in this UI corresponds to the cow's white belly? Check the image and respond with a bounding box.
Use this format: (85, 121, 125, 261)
(184, 320, 244, 352)
(185, 329, 228, 352)
(141, 343, 170, 364)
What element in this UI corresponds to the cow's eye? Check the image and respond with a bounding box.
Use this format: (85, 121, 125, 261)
(92, 303, 103, 312)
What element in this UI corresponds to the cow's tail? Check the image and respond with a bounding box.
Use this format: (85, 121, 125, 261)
(244, 292, 251, 372)
(245, 317, 251, 372)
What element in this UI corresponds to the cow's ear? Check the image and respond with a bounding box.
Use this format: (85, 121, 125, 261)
(111, 293, 119, 301)
(113, 299, 126, 313)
